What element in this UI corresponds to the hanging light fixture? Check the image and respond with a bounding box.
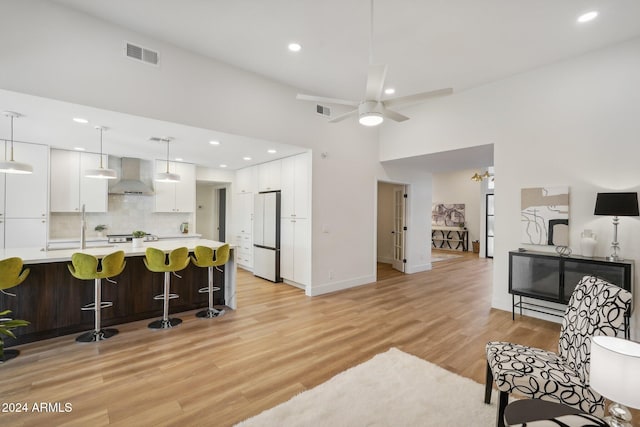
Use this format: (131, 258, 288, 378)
(85, 126, 118, 179)
(154, 137, 180, 182)
(0, 111, 33, 174)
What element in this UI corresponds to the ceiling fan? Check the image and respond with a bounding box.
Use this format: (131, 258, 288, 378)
(296, 0, 453, 127)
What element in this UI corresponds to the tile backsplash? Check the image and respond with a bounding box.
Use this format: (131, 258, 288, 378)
(50, 195, 193, 239)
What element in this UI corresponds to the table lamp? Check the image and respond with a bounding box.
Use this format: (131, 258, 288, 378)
(594, 192, 639, 260)
(589, 336, 640, 427)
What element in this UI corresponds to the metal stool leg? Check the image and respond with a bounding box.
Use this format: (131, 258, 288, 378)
(196, 266, 225, 318)
(77, 278, 118, 342)
(149, 272, 182, 329)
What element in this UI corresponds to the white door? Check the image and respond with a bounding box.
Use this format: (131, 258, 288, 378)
(253, 193, 264, 246)
(392, 186, 406, 272)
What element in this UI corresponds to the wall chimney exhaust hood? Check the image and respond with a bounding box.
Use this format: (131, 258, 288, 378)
(108, 157, 154, 195)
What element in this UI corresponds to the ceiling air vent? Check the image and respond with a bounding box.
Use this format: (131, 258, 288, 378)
(125, 42, 159, 66)
(316, 104, 331, 117)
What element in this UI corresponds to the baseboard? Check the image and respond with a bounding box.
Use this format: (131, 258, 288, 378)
(377, 256, 393, 264)
(307, 274, 376, 296)
(405, 263, 431, 274)
(283, 279, 306, 291)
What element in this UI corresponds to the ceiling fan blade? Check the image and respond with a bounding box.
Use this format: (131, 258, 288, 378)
(328, 109, 359, 123)
(381, 107, 409, 122)
(365, 64, 387, 102)
(384, 87, 453, 109)
(296, 93, 359, 107)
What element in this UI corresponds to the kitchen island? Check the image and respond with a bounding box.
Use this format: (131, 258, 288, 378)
(0, 239, 236, 346)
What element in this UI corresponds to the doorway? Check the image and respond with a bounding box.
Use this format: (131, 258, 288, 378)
(195, 182, 228, 241)
(377, 181, 407, 273)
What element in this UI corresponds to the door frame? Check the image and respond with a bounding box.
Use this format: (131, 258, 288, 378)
(375, 180, 408, 275)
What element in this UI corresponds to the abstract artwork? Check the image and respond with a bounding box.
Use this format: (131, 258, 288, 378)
(521, 187, 569, 246)
(432, 204, 465, 227)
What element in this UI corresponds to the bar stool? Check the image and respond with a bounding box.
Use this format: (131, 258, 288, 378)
(0, 257, 30, 362)
(191, 244, 230, 318)
(68, 251, 126, 342)
(144, 247, 190, 329)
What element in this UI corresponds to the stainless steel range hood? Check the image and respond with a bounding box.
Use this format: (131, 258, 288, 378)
(108, 157, 154, 195)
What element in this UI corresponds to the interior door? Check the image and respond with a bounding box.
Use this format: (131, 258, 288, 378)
(392, 186, 406, 272)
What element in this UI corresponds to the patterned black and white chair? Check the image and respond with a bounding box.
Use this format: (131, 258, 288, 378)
(485, 275, 632, 427)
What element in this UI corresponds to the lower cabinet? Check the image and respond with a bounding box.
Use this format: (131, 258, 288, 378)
(281, 217, 310, 286)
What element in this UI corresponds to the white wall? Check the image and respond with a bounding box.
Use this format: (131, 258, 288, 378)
(0, 0, 434, 296)
(380, 37, 640, 339)
(432, 168, 484, 249)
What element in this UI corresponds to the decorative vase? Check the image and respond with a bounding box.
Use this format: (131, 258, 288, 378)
(132, 237, 144, 248)
(580, 229, 597, 258)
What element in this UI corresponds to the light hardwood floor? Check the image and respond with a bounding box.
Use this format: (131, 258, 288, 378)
(1, 251, 564, 426)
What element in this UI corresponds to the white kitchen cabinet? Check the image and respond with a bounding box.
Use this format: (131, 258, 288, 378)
(281, 153, 310, 219)
(233, 192, 253, 269)
(280, 217, 310, 286)
(4, 218, 47, 250)
(154, 160, 196, 212)
(5, 142, 48, 218)
(50, 149, 107, 212)
(257, 160, 281, 192)
(235, 166, 257, 194)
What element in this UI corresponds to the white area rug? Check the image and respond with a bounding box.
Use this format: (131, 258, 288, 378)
(235, 347, 496, 427)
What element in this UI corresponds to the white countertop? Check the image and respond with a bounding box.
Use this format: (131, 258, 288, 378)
(1, 239, 233, 265)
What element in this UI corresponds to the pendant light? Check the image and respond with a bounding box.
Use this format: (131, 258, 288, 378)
(155, 137, 180, 182)
(85, 126, 118, 179)
(0, 111, 33, 174)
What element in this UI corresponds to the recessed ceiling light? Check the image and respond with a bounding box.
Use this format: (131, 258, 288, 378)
(175, 157, 183, 161)
(288, 42, 302, 52)
(73, 117, 88, 124)
(267, 149, 277, 154)
(243, 156, 252, 161)
(384, 88, 395, 95)
(209, 140, 220, 145)
(577, 11, 598, 23)
(73, 147, 86, 151)
(219, 164, 227, 168)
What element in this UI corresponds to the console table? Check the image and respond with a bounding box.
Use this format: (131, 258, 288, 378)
(509, 250, 633, 337)
(432, 226, 468, 251)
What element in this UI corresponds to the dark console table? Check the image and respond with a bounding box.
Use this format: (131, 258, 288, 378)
(509, 250, 633, 337)
(432, 226, 468, 251)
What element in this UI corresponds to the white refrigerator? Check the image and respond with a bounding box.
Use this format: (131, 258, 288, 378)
(253, 191, 281, 282)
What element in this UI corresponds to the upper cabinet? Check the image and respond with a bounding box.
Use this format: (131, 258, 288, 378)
(154, 160, 196, 212)
(257, 160, 281, 192)
(235, 166, 257, 194)
(50, 149, 108, 213)
(5, 142, 48, 218)
(281, 152, 311, 219)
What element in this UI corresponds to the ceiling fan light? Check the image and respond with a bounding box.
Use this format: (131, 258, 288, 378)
(0, 160, 33, 174)
(359, 113, 384, 126)
(155, 171, 181, 183)
(85, 167, 118, 179)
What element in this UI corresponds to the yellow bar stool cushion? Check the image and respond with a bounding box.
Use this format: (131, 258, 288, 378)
(144, 247, 190, 329)
(68, 251, 126, 342)
(0, 257, 30, 296)
(191, 244, 229, 318)
(0, 257, 30, 362)
(144, 247, 190, 273)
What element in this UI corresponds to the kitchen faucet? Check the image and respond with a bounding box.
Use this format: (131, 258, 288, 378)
(80, 204, 86, 249)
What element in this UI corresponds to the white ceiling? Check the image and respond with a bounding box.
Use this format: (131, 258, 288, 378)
(6, 1, 640, 171)
(53, 0, 640, 101)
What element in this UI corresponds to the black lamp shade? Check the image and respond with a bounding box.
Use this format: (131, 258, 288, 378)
(594, 192, 639, 216)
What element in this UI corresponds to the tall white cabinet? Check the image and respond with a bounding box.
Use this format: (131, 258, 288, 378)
(154, 160, 196, 212)
(280, 152, 311, 287)
(1, 142, 49, 249)
(50, 149, 108, 212)
(233, 166, 257, 270)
